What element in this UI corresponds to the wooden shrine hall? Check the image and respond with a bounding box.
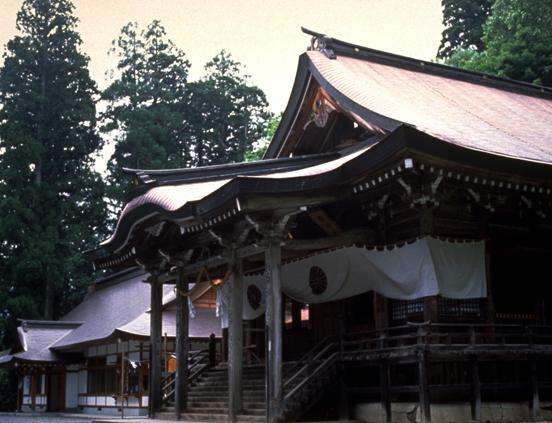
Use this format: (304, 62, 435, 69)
(87, 29, 552, 422)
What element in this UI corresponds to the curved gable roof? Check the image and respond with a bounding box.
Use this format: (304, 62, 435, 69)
(266, 31, 552, 162)
(306, 50, 552, 163)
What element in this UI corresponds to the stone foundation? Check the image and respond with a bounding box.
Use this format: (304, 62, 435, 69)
(79, 406, 147, 416)
(353, 401, 552, 423)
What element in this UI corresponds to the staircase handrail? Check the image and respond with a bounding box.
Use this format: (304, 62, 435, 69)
(283, 341, 337, 391)
(161, 348, 210, 402)
(244, 344, 263, 365)
(161, 371, 175, 393)
(284, 335, 336, 380)
(283, 351, 339, 403)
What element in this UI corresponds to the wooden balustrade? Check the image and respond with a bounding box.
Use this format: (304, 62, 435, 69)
(342, 322, 552, 353)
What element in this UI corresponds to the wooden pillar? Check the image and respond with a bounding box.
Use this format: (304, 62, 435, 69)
(373, 293, 388, 330)
(291, 300, 302, 330)
(470, 356, 481, 422)
(16, 373, 22, 412)
(266, 236, 283, 423)
(221, 328, 229, 362)
(380, 361, 392, 423)
(30, 373, 36, 411)
(484, 240, 495, 324)
(174, 273, 189, 419)
(417, 350, 431, 423)
(228, 253, 244, 422)
(209, 334, 217, 367)
(337, 376, 349, 420)
(424, 296, 439, 322)
(149, 277, 163, 417)
(529, 356, 540, 420)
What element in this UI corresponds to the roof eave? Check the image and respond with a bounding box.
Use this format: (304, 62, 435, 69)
(264, 53, 313, 159)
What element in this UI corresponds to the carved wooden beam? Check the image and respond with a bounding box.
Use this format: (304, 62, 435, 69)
(239, 193, 339, 213)
(283, 228, 374, 250)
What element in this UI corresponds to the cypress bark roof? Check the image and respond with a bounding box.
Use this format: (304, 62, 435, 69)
(117, 307, 221, 339)
(0, 321, 81, 364)
(51, 270, 160, 350)
(305, 49, 552, 163)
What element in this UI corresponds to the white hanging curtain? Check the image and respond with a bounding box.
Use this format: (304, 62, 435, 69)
(217, 237, 487, 328)
(216, 274, 267, 328)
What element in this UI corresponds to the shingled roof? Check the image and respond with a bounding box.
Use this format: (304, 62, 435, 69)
(0, 320, 81, 364)
(51, 269, 160, 350)
(0, 268, 221, 365)
(117, 307, 221, 339)
(267, 29, 552, 160)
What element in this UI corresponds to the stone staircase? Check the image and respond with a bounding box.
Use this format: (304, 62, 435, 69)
(156, 339, 340, 422)
(156, 364, 267, 422)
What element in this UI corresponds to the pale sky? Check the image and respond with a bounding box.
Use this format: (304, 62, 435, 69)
(0, 0, 444, 112)
(0, 0, 444, 171)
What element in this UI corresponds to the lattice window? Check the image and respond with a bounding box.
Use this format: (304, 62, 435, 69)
(390, 299, 425, 322)
(438, 297, 482, 320)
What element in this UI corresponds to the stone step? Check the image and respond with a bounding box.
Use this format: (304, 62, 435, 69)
(200, 374, 266, 381)
(190, 386, 265, 396)
(198, 373, 267, 380)
(155, 411, 265, 422)
(187, 407, 266, 416)
(189, 401, 266, 409)
(188, 394, 266, 402)
(208, 367, 266, 374)
(194, 380, 265, 388)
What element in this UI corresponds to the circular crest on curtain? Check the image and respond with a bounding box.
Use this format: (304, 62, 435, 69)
(309, 266, 328, 295)
(247, 284, 262, 310)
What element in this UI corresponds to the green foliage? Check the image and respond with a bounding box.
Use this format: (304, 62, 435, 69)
(244, 113, 281, 162)
(103, 25, 271, 211)
(187, 50, 271, 167)
(102, 21, 191, 209)
(0, 8, 273, 412)
(0, 369, 16, 411)
(0, 0, 107, 343)
(444, 0, 552, 86)
(437, 0, 492, 59)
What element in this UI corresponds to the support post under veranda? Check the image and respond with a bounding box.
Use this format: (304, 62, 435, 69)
(529, 356, 540, 421)
(228, 249, 244, 422)
(175, 271, 190, 419)
(417, 349, 431, 423)
(149, 275, 163, 417)
(265, 230, 284, 423)
(470, 355, 481, 422)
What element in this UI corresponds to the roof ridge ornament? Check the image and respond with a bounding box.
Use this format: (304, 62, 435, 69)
(302, 26, 336, 59)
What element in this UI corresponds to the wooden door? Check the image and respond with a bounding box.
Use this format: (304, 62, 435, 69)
(47, 373, 65, 412)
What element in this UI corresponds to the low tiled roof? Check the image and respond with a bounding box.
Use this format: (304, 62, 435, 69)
(52, 270, 172, 350)
(5, 321, 81, 363)
(3, 269, 221, 364)
(117, 307, 221, 339)
(0, 349, 13, 365)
